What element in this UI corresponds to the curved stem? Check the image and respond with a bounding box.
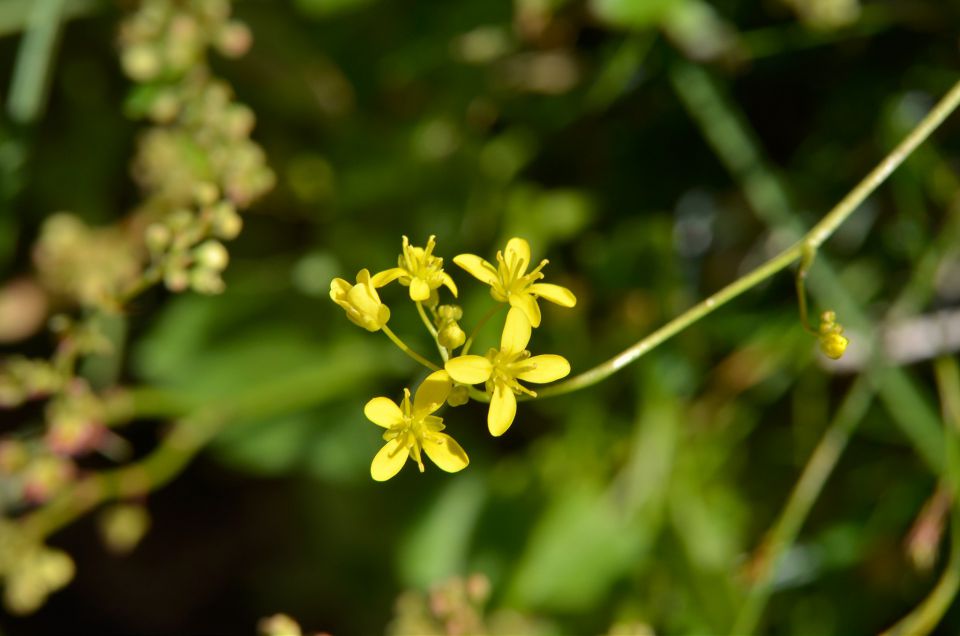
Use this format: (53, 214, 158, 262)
(381, 324, 440, 371)
(462, 304, 503, 355)
(537, 77, 960, 400)
(795, 243, 818, 333)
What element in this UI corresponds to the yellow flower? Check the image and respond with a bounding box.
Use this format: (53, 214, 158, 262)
(364, 370, 469, 481)
(329, 268, 390, 331)
(372, 235, 458, 302)
(453, 237, 575, 327)
(445, 308, 570, 437)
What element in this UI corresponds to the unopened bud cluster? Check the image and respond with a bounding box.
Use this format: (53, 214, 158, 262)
(0, 0, 275, 618)
(32, 214, 141, 308)
(0, 522, 75, 615)
(119, 0, 273, 296)
(818, 310, 849, 360)
(143, 187, 237, 294)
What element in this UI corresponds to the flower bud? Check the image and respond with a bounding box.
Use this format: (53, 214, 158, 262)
(210, 201, 243, 239)
(144, 223, 172, 254)
(194, 240, 229, 271)
(259, 614, 302, 636)
(446, 384, 470, 407)
(190, 268, 226, 295)
(817, 310, 848, 359)
(98, 504, 151, 555)
(435, 305, 466, 349)
(216, 21, 252, 58)
(193, 182, 220, 206)
(330, 269, 390, 332)
(438, 322, 466, 350)
(121, 44, 162, 82)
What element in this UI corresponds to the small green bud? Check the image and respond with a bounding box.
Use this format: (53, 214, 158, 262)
(194, 182, 220, 207)
(190, 268, 226, 295)
(210, 201, 243, 239)
(98, 504, 151, 555)
(121, 45, 161, 82)
(144, 223, 172, 253)
(194, 240, 229, 271)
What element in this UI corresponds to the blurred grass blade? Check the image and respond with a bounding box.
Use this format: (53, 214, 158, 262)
(7, 0, 68, 125)
(881, 357, 960, 636)
(0, 0, 99, 38)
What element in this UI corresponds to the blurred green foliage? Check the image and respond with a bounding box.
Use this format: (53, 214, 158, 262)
(3, 0, 960, 634)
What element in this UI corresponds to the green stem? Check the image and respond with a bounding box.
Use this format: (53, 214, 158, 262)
(381, 324, 440, 371)
(795, 244, 817, 333)
(462, 304, 503, 355)
(415, 301, 447, 362)
(730, 378, 874, 636)
(537, 76, 960, 401)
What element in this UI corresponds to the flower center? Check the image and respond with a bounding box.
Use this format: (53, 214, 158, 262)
(402, 236, 444, 284)
(487, 349, 538, 397)
(493, 250, 548, 297)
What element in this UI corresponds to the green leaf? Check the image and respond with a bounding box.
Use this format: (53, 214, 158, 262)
(398, 474, 486, 588)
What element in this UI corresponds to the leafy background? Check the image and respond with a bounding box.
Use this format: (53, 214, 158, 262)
(3, 0, 960, 633)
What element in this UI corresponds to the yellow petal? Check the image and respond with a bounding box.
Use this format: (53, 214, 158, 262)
(364, 397, 404, 428)
(441, 272, 458, 297)
(500, 307, 532, 354)
(356, 268, 373, 285)
(330, 278, 351, 301)
(488, 382, 517, 437)
(376, 304, 391, 329)
(409, 277, 431, 301)
(508, 293, 541, 329)
(371, 439, 409, 481)
(413, 370, 452, 415)
(422, 433, 469, 473)
(516, 354, 570, 383)
(445, 355, 493, 384)
(505, 238, 531, 271)
(371, 267, 405, 287)
(453, 254, 498, 286)
(529, 283, 576, 308)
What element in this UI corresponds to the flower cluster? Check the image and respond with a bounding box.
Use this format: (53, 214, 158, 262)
(121, 0, 273, 297)
(331, 236, 575, 481)
(0, 0, 273, 616)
